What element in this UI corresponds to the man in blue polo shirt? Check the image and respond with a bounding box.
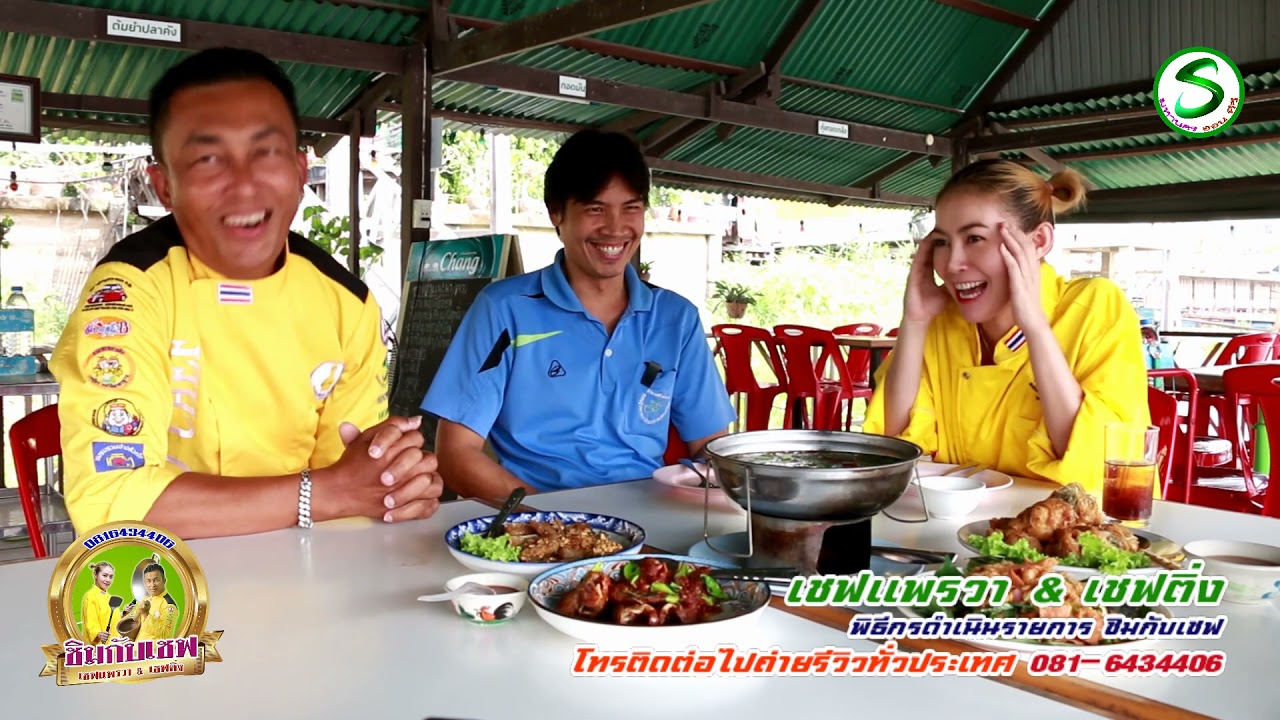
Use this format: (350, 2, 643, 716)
(422, 130, 735, 496)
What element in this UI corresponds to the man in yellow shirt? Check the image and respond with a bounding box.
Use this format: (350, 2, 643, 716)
(121, 564, 178, 641)
(864, 159, 1150, 494)
(51, 48, 442, 539)
(80, 561, 116, 645)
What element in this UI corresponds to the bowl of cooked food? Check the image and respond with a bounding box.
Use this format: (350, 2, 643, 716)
(445, 511, 646, 579)
(527, 554, 771, 649)
(956, 483, 1184, 575)
(1183, 539, 1280, 605)
(895, 556, 1173, 656)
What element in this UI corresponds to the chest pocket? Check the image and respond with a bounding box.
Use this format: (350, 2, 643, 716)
(627, 363, 677, 430)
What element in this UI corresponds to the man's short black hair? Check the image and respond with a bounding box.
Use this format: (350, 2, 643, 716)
(143, 563, 165, 579)
(544, 130, 650, 216)
(149, 47, 300, 162)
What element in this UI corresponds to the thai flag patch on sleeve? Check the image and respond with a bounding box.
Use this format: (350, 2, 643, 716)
(217, 283, 253, 304)
(1005, 328, 1026, 352)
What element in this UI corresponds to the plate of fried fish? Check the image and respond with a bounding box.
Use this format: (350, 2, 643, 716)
(897, 556, 1172, 656)
(956, 483, 1184, 575)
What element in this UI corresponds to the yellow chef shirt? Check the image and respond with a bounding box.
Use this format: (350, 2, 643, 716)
(126, 592, 179, 641)
(50, 215, 390, 533)
(863, 262, 1151, 494)
(80, 587, 113, 644)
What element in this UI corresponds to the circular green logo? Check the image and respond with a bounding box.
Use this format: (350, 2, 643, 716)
(1154, 47, 1243, 138)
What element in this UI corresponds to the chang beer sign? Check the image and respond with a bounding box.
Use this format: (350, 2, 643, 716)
(414, 234, 509, 281)
(1154, 47, 1243, 138)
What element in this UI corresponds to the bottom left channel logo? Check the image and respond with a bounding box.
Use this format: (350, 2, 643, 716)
(39, 521, 223, 686)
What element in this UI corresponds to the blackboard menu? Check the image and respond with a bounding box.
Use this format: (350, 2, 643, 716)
(389, 277, 493, 447)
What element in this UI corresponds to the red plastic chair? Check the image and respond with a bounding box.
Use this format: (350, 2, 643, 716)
(1189, 364, 1278, 517)
(1147, 369, 1199, 503)
(1197, 333, 1279, 442)
(663, 423, 687, 466)
(773, 325, 855, 431)
(8, 403, 61, 559)
(831, 323, 880, 428)
(711, 324, 787, 432)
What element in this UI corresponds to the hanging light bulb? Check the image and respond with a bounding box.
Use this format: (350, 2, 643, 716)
(369, 150, 377, 168)
(8, 170, 16, 192)
(103, 156, 114, 172)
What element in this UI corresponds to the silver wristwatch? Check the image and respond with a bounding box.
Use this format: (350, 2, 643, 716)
(298, 468, 314, 528)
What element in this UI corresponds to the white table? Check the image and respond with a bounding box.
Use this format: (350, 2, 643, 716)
(0, 495, 1098, 719)
(534, 477, 1280, 720)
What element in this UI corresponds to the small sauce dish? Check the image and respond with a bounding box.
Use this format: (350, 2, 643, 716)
(443, 572, 529, 624)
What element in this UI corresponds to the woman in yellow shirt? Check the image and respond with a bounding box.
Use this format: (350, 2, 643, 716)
(80, 561, 115, 645)
(863, 159, 1150, 494)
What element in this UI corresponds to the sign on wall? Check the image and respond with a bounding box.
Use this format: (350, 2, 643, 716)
(0, 74, 40, 144)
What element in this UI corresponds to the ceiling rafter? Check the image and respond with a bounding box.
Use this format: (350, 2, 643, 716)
(933, 0, 1038, 30)
(444, 62, 949, 156)
(1, 0, 405, 73)
(962, 0, 1077, 121)
(434, 0, 717, 74)
(969, 99, 1280, 153)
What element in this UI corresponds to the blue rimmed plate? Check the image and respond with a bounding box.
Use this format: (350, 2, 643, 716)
(528, 554, 771, 648)
(444, 511, 646, 579)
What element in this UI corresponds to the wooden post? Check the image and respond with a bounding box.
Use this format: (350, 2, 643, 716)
(348, 112, 362, 276)
(400, 41, 430, 282)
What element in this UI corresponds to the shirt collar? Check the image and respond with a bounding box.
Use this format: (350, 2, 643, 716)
(538, 249, 654, 315)
(994, 262, 1066, 355)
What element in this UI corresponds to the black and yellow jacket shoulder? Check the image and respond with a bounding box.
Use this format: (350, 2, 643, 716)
(50, 216, 388, 532)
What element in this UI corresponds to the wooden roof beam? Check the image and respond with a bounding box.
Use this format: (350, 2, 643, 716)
(963, 0, 1076, 118)
(434, 0, 717, 75)
(646, 156, 931, 207)
(989, 57, 1280, 114)
(969, 99, 1280, 153)
(1, 0, 405, 74)
(41, 92, 348, 135)
(445, 62, 949, 156)
(986, 121, 1097, 189)
(933, 0, 1037, 30)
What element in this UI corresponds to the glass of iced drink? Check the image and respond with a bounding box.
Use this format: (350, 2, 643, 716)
(1103, 423, 1160, 527)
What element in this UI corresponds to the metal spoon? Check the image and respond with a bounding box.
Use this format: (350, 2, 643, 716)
(416, 582, 497, 603)
(869, 545, 955, 565)
(487, 487, 526, 538)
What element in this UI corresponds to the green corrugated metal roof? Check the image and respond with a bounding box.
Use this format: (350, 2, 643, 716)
(1072, 142, 1280, 189)
(778, 85, 957, 135)
(880, 156, 950, 197)
(8, 0, 1280, 216)
(782, 0, 1050, 109)
(665, 125, 906, 187)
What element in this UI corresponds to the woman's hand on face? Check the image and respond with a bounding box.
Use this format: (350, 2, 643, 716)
(998, 222, 1048, 332)
(903, 238, 949, 325)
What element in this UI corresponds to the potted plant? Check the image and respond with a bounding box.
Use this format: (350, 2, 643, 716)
(713, 281, 756, 319)
(638, 261, 653, 282)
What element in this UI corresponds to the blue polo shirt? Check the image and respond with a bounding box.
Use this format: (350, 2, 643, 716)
(422, 250, 735, 491)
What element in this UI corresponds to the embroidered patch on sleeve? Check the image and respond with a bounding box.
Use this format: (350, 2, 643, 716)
(92, 398, 144, 437)
(83, 316, 131, 339)
(91, 441, 145, 471)
(84, 346, 134, 389)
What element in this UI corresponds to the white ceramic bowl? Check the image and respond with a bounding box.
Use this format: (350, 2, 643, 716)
(919, 475, 985, 519)
(443, 572, 529, 624)
(1182, 540, 1280, 605)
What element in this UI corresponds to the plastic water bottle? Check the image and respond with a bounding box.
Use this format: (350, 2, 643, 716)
(3, 287, 32, 357)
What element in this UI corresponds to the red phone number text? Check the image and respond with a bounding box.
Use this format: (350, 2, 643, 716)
(1027, 650, 1226, 677)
